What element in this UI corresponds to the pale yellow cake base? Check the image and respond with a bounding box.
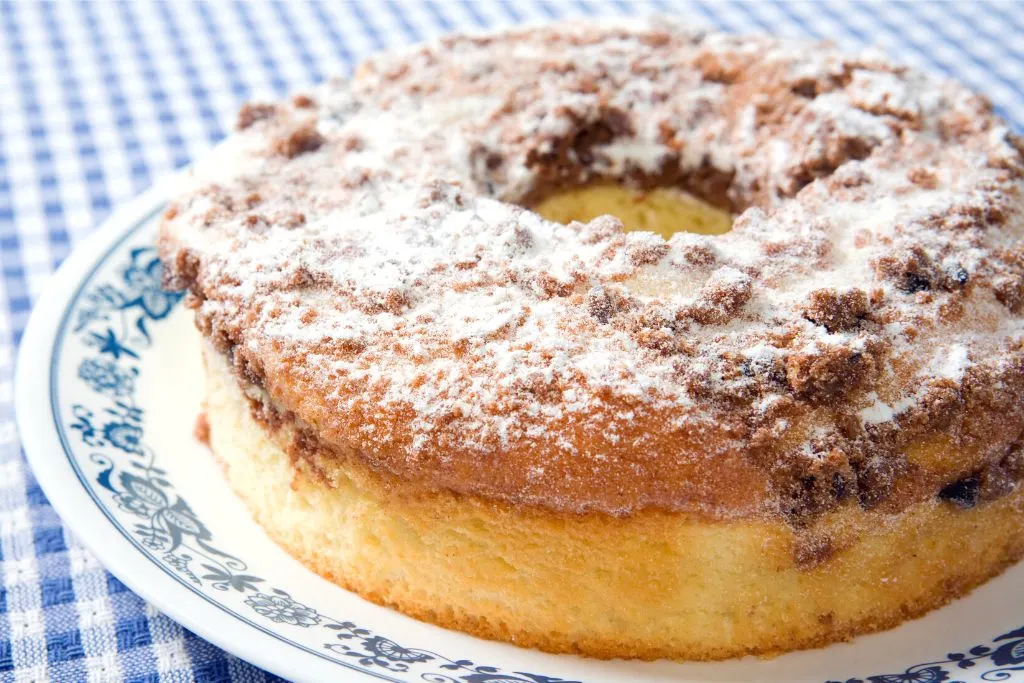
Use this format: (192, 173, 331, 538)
(532, 184, 733, 237)
(202, 341, 1024, 660)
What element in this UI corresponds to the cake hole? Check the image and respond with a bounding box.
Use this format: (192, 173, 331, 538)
(532, 183, 733, 238)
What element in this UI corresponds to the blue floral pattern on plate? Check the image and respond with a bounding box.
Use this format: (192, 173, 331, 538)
(56, 226, 1024, 682)
(826, 626, 1024, 682)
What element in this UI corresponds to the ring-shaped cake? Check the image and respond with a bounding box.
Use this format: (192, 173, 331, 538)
(160, 19, 1024, 659)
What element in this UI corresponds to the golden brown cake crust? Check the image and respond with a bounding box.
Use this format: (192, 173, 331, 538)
(160, 19, 1024, 520)
(201, 339, 1024, 660)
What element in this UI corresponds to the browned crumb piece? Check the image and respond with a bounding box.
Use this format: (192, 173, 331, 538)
(875, 247, 944, 294)
(281, 212, 306, 228)
(786, 343, 872, 400)
(236, 102, 277, 130)
(194, 412, 211, 446)
(802, 288, 870, 332)
(627, 239, 670, 266)
(271, 121, 325, 158)
(584, 286, 633, 324)
(907, 167, 938, 189)
(688, 269, 752, 325)
(994, 244, 1024, 312)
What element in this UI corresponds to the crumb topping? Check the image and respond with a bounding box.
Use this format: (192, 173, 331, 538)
(160, 19, 1024, 518)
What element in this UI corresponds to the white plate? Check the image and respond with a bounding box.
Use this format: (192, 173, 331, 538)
(15, 183, 1024, 683)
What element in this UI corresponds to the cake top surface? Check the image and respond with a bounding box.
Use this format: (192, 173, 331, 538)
(160, 18, 1024, 519)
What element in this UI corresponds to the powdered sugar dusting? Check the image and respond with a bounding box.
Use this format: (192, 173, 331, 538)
(160, 19, 1024, 517)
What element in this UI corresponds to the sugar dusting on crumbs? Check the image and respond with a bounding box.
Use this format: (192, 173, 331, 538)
(159, 19, 1024, 514)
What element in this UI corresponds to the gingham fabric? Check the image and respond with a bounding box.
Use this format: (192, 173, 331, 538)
(1, 1, 1022, 681)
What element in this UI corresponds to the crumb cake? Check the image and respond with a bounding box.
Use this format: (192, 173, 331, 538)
(158, 19, 1024, 660)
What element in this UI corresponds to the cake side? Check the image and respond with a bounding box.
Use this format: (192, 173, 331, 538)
(202, 336, 1024, 660)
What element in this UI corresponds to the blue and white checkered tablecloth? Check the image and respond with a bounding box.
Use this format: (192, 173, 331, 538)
(0, 1, 1022, 681)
